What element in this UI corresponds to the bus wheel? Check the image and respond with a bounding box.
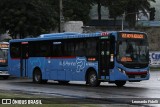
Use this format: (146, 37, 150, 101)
(58, 81, 69, 85)
(33, 69, 42, 84)
(115, 81, 126, 87)
(3, 76, 9, 80)
(42, 80, 48, 84)
(88, 71, 100, 87)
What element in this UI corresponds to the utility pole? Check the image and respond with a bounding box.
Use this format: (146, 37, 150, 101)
(121, 11, 144, 30)
(59, 0, 64, 33)
(122, 12, 125, 31)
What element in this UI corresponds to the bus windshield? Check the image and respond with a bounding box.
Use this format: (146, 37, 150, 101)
(117, 39, 149, 64)
(0, 49, 8, 65)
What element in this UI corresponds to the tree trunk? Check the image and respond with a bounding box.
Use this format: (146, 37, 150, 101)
(97, 1, 101, 20)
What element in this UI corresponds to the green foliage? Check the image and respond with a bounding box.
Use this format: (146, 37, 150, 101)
(0, 0, 92, 38)
(125, 0, 156, 28)
(0, 0, 58, 38)
(93, 0, 155, 28)
(107, 0, 128, 18)
(92, 0, 108, 20)
(63, 0, 92, 24)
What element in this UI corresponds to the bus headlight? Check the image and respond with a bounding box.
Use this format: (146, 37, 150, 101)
(148, 70, 150, 74)
(118, 68, 126, 74)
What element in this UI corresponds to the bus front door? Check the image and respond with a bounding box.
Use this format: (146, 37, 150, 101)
(20, 42, 28, 77)
(98, 39, 110, 79)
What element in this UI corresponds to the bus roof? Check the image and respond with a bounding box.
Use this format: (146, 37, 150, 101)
(9, 31, 146, 42)
(10, 32, 103, 42)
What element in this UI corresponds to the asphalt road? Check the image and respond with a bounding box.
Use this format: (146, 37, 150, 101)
(0, 71, 160, 107)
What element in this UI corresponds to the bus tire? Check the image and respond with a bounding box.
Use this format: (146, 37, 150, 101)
(115, 81, 126, 87)
(58, 81, 69, 84)
(3, 76, 9, 80)
(88, 71, 100, 87)
(42, 80, 48, 84)
(33, 69, 42, 84)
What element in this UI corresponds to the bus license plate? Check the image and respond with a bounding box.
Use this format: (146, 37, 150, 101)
(135, 75, 141, 78)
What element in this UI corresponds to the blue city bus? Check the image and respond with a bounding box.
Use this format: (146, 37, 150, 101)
(0, 42, 10, 79)
(8, 31, 149, 86)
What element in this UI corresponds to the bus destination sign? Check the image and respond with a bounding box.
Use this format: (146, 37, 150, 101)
(121, 33, 144, 39)
(0, 44, 9, 48)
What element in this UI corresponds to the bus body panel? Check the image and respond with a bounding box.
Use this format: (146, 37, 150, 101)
(28, 58, 46, 78)
(44, 57, 98, 81)
(8, 58, 20, 77)
(9, 56, 99, 81)
(8, 31, 150, 86)
(45, 57, 58, 80)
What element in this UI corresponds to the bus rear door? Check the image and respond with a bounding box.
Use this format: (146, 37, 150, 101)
(20, 42, 28, 77)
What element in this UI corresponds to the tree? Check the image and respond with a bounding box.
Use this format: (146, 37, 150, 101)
(92, 0, 109, 20)
(95, 0, 102, 20)
(0, 31, 12, 42)
(150, 7, 156, 20)
(63, 0, 92, 24)
(125, 0, 156, 28)
(104, 0, 155, 28)
(0, 0, 58, 38)
(0, 0, 92, 38)
(107, 0, 128, 27)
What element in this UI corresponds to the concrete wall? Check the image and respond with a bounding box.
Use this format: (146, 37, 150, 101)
(136, 27, 160, 51)
(63, 21, 83, 33)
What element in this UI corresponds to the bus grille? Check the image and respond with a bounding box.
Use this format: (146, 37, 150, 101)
(128, 75, 147, 78)
(126, 71, 147, 79)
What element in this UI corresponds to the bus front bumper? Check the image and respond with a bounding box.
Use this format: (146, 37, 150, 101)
(0, 71, 10, 76)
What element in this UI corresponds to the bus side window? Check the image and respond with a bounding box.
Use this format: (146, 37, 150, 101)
(75, 41, 85, 56)
(70, 43, 75, 56)
(86, 38, 97, 56)
(10, 43, 21, 58)
(64, 41, 75, 56)
(53, 42, 62, 57)
(40, 45, 49, 57)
